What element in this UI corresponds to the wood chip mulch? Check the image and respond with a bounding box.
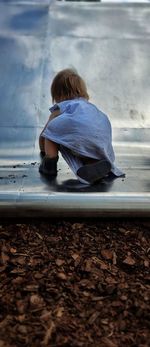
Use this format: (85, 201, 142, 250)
(0, 219, 150, 347)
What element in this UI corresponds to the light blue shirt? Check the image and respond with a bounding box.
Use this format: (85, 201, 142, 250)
(42, 98, 124, 182)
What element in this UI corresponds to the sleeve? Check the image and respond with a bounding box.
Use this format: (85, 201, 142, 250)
(49, 104, 59, 113)
(49, 100, 70, 114)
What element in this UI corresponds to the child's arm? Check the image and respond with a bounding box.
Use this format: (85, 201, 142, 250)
(39, 109, 61, 152)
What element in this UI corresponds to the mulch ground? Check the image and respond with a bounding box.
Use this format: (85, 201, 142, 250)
(0, 219, 150, 347)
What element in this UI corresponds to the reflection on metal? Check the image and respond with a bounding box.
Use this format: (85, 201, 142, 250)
(60, 0, 150, 3)
(0, 0, 150, 217)
(63, 1, 101, 3)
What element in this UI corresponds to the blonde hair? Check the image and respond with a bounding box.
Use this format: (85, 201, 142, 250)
(51, 68, 89, 103)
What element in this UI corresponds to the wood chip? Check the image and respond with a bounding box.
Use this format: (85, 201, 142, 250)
(30, 294, 44, 307)
(42, 321, 55, 345)
(144, 259, 149, 267)
(57, 272, 67, 280)
(101, 249, 113, 260)
(55, 259, 65, 266)
(71, 253, 80, 261)
(123, 256, 136, 266)
(101, 337, 118, 347)
(88, 311, 100, 325)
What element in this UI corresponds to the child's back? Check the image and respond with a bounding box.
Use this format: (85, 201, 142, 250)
(39, 69, 124, 184)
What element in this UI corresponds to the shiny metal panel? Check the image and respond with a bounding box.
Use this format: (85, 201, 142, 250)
(0, 0, 150, 217)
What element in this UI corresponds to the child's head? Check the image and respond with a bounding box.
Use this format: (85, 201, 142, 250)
(51, 68, 89, 103)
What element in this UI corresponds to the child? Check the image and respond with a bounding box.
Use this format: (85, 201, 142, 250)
(39, 69, 124, 184)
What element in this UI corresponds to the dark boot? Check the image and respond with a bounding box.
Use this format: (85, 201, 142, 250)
(39, 155, 58, 177)
(77, 159, 111, 184)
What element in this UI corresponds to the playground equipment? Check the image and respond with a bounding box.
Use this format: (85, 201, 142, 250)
(0, 0, 149, 217)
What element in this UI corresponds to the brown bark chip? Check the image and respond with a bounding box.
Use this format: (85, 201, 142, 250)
(0, 219, 150, 346)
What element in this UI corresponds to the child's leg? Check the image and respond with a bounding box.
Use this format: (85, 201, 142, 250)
(81, 157, 98, 165)
(39, 139, 59, 176)
(77, 159, 111, 184)
(60, 147, 111, 184)
(44, 139, 59, 158)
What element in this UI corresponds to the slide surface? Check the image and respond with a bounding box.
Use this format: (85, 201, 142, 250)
(0, 0, 149, 216)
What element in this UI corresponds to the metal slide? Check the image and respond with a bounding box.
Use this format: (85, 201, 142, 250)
(0, 0, 150, 217)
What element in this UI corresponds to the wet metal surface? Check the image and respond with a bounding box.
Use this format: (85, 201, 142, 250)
(0, 0, 150, 217)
